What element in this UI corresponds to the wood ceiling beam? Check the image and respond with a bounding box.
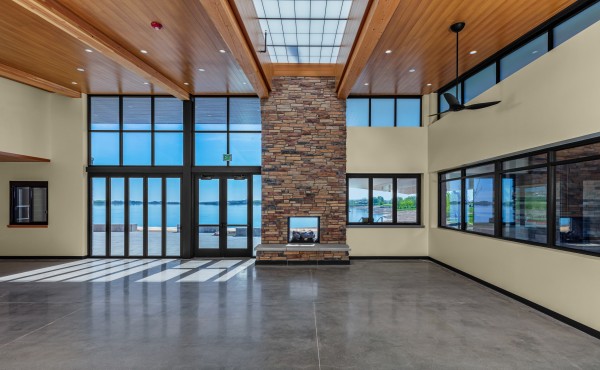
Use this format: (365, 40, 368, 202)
(199, 0, 270, 98)
(12, 0, 190, 100)
(336, 0, 401, 99)
(0, 62, 80, 98)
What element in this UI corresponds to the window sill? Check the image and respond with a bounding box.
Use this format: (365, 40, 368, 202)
(7, 225, 48, 228)
(346, 224, 425, 229)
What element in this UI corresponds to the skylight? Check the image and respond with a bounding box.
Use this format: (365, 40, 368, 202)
(253, 0, 352, 63)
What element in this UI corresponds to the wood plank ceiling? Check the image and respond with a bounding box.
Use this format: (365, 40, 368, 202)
(0, 0, 581, 97)
(351, 0, 576, 95)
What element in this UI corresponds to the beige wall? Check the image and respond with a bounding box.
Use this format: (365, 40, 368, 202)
(347, 127, 429, 256)
(0, 78, 51, 158)
(428, 22, 600, 331)
(0, 79, 87, 256)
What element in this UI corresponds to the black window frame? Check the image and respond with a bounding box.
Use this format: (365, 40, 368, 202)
(346, 96, 423, 127)
(438, 136, 600, 258)
(9, 181, 49, 226)
(437, 0, 600, 113)
(347, 174, 422, 226)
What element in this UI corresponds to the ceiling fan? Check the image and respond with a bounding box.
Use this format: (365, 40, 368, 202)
(432, 22, 500, 118)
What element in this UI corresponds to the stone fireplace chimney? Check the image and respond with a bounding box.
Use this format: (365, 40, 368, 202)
(261, 76, 346, 244)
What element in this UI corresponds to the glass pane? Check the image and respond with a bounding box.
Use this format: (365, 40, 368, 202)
(92, 178, 106, 256)
(371, 99, 394, 127)
(466, 176, 495, 235)
(397, 178, 418, 223)
(440, 84, 462, 112)
(123, 97, 151, 130)
(502, 168, 547, 243)
(348, 178, 369, 223)
(253, 175, 262, 255)
(441, 179, 462, 229)
(91, 132, 119, 165)
(289, 217, 319, 243)
(441, 170, 461, 181)
(195, 97, 227, 131)
(554, 2, 600, 47)
(228, 178, 248, 225)
(230, 97, 261, 131)
(14, 187, 30, 223)
(555, 159, 600, 253)
(230, 133, 261, 166)
(503, 153, 547, 170)
(500, 33, 548, 80)
(32, 187, 47, 223)
(110, 178, 125, 256)
(346, 99, 369, 127)
(227, 226, 248, 249)
(90, 97, 119, 130)
(166, 178, 180, 256)
(198, 179, 219, 249)
(464, 64, 496, 103)
(195, 133, 227, 166)
(148, 178, 163, 256)
(128, 178, 144, 257)
(373, 178, 393, 223)
(123, 132, 151, 165)
(466, 163, 495, 176)
(396, 98, 421, 127)
(556, 142, 600, 161)
(155, 97, 183, 131)
(155, 133, 183, 166)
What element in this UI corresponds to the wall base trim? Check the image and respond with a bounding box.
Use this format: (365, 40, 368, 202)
(350, 256, 428, 260)
(429, 257, 600, 340)
(0, 256, 87, 259)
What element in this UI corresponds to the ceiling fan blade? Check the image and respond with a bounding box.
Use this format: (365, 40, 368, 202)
(443, 93, 461, 108)
(428, 110, 449, 117)
(464, 101, 501, 110)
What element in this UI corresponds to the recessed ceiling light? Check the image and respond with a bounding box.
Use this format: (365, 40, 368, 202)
(469, 50, 477, 55)
(243, 82, 247, 85)
(71, 81, 78, 85)
(143, 82, 149, 85)
(140, 49, 148, 54)
(409, 68, 416, 73)
(184, 82, 189, 85)
(364, 83, 369, 86)
(427, 83, 432, 86)
(198, 68, 205, 72)
(219, 49, 226, 53)
(76, 68, 85, 72)
(532, 50, 539, 54)
(84, 48, 93, 53)
(385, 49, 392, 54)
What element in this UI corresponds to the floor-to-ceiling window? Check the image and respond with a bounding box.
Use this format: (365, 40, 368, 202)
(88, 95, 262, 258)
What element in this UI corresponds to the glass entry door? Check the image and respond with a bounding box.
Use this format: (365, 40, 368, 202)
(196, 175, 253, 257)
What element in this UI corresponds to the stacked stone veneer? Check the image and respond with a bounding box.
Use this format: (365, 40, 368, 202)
(261, 76, 346, 244)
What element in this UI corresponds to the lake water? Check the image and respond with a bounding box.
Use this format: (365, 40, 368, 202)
(93, 204, 262, 227)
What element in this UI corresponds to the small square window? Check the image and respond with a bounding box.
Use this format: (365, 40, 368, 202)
(10, 181, 48, 225)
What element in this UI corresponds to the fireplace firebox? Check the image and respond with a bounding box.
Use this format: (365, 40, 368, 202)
(288, 216, 320, 243)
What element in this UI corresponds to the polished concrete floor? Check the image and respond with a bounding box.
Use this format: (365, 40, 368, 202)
(0, 259, 598, 369)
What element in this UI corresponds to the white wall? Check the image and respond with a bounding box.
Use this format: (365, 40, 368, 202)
(0, 79, 87, 256)
(347, 127, 428, 256)
(428, 22, 600, 331)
